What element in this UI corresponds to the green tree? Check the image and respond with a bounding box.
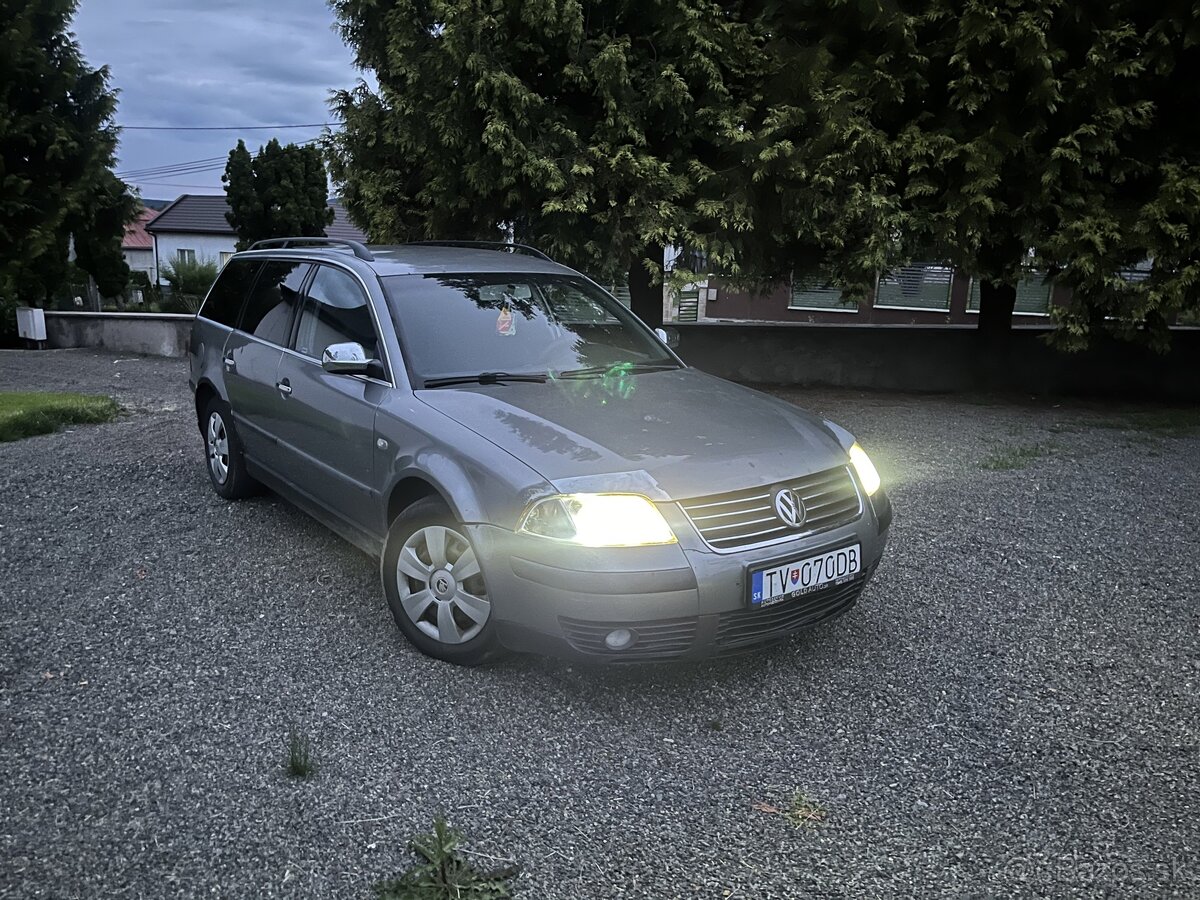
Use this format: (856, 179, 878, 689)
(71, 170, 139, 300)
(328, 0, 1199, 344)
(328, 0, 766, 327)
(222, 138, 335, 250)
(747, 0, 1200, 346)
(0, 0, 132, 333)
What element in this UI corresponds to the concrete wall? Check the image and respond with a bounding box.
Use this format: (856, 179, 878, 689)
(675, 322, 1200, 400)
(41, 312, 1200, 400)
(44, 311, 193, 358)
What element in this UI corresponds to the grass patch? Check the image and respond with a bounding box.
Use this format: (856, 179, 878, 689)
(981, 442, 1053, 471)
(1089, 408, 1200, 437)
(0, 391, 120, 442)
(285, 727, 317, 779)
(375, 817, 516, 899)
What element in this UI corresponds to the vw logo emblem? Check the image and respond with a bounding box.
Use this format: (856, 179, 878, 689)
(773, 488, 806, 529)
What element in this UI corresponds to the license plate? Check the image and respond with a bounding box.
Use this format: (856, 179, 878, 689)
(749, 544, 862, 608)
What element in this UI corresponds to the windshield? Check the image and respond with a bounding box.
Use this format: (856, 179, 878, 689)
(382, 273, 678, 384)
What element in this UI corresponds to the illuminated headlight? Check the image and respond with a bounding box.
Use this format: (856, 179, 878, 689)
(848, 443, 881, 496)
(518, 494, 677, 547)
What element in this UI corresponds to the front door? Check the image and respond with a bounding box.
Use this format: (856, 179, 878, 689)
(273, 264, 387, 533)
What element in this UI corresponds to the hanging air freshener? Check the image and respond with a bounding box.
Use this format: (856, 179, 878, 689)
(496, 304, 516, 336)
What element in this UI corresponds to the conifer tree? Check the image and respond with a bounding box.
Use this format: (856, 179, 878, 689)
(223, 139, 335, 250)
(0, 0, 135, 327)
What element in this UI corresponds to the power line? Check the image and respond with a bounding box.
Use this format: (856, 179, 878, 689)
(135, 182, 226, 190)
(118, 159, 228, 178)
(117, 138, 322, 180)
(120, 122, 339, 131)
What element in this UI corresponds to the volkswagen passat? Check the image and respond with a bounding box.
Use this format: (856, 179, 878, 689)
(188, 239, 892, 664)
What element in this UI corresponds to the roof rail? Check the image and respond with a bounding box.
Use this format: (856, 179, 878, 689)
(246, 237, 374, 262)
(406, 240, 553, 262)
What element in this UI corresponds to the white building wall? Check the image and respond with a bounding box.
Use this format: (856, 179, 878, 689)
(122, 248, 157, 282)
(153, 232, 237, 282)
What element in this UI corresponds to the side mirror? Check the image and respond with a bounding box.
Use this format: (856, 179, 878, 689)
(654, 327, 681, 349)
(321, 342, 370, 374)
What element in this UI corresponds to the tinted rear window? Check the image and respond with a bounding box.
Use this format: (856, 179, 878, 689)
(240, 261, 311, 345)
(198, 259, 261, 328)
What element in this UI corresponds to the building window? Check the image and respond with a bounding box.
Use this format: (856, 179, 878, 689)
(874, 263, 954, 311)
(219, 251, 234, 269)
(176, 249, 196, 264)
(790, 272, 857, 312)
(676, 289, 700, 322)
(967, 270, 1053, 316)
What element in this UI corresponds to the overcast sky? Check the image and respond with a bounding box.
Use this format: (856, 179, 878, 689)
(72, 0, 361, 200)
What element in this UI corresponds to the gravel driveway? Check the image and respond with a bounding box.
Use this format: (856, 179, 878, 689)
(1, 348, 1197, 899)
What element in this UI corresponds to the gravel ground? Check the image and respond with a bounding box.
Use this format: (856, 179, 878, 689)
(1, 348, 1197, 899)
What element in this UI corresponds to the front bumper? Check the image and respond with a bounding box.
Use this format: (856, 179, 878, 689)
(470, 486, 892, 662)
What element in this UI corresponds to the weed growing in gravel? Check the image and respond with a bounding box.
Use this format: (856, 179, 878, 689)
(981, 443, 1053, 470)
(374, 817, 516, 899)
(0, 392, 120, 442)
(785, 792, 827, 827)
(285, 728, 317, 779)
(752, 792, 827, 828)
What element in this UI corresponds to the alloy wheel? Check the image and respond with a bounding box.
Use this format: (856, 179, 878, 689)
(206, 411, 230, 484)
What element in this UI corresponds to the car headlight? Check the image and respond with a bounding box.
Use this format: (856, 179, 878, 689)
(848, 443, 881, 496)
(518, 493, 677, 546)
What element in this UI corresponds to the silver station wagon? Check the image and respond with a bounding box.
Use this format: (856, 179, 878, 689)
(188, 239, 892, 664)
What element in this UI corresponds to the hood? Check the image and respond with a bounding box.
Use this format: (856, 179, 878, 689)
(416, 368, 849, 500)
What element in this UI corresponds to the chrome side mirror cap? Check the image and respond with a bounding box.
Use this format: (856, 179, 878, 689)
(654, 327, 680, 349)
(321, 342, 370, 374)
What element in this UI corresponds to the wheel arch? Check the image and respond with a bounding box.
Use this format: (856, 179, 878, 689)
(383, 446, 513, 529)
(194, 379, 220, 432)
(385, 475, 452, 527)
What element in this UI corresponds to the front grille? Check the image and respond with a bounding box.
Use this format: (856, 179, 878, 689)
(679, 466, 862, 551)
(559, 616, 698, 659)
(716, 567, 874, 650)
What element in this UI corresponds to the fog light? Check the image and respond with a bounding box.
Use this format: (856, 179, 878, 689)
(604, 628, 635, 650)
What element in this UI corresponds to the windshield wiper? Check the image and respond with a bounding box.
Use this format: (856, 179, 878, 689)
(422, 371, 548, 388)
(555, 362, 679, 379)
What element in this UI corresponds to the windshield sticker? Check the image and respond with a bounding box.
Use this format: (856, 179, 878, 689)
(496, 305, 516, 336)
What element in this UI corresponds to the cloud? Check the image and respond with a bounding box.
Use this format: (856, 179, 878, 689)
(72, 0, 361, 198)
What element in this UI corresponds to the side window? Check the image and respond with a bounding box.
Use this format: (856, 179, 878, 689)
(240, 261, 311, 345)
(294, 266, 380, 362)
(198, 258, 261, 328)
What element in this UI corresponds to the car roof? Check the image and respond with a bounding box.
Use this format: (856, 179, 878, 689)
(234, 244, 580, 277)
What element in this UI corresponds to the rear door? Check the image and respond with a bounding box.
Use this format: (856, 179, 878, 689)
(222, 260, 311, 473)
(273, 264, 389, 532)
(192, 257, 261, 391)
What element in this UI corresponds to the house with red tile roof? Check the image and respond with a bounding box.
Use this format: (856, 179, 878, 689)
(122, 207, 159, 283)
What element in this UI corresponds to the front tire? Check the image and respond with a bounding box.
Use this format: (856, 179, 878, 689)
(382, 497, 502, 666)
(201, 396, 257, 500)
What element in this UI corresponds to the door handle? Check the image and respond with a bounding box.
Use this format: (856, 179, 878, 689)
(276, 379, 292, 396)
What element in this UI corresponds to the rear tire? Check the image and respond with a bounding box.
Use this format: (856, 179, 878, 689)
(201, 396, 258, 500)
(382, 497, 503, 666)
